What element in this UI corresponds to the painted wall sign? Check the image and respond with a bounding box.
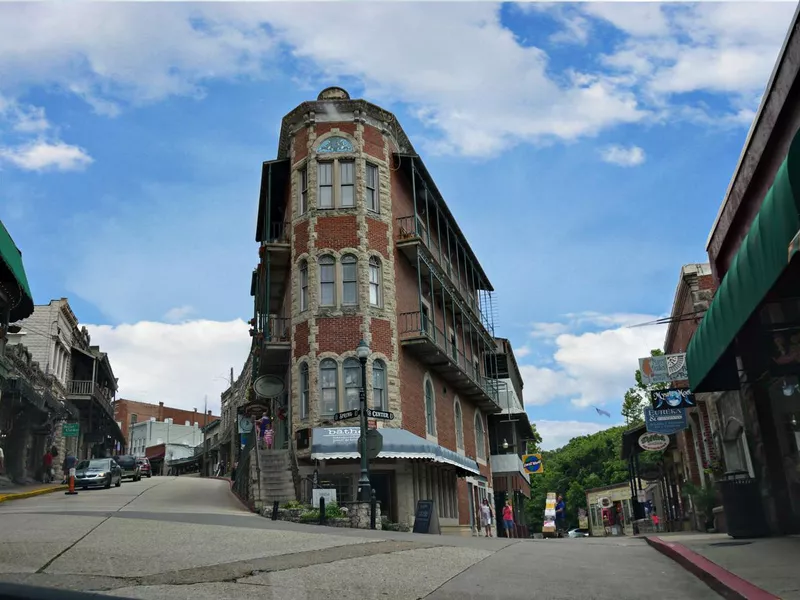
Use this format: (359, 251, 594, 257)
(639, 353, 688, 385)
(522, 453, 544, 474)
(644, 407, 688, 434)
(651, 388, 696, 410)
(638, 432, 670, 452)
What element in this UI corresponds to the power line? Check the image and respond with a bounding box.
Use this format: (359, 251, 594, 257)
(626, 310, 706, 329)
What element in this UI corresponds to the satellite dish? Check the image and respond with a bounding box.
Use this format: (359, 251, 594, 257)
(253, 375, 285, 398)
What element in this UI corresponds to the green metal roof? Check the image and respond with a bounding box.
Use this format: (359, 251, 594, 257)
(687, 130, 800, 392)
(0, 221, 34, 322)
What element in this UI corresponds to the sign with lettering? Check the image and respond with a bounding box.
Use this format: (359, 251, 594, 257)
(644, 407, 688, 434)
(522, 453, 544, 474)
(334, 409, 360, 421)
(651, 388, 696, 411)
(62, 422, 79, 438)
(366, 409, 395, 420)
(639, 353, 688, 385)
(412, 499, 440, 534)
(638, 432, 670, 452)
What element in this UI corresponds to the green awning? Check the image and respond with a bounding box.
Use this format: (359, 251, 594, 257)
(0, 221, 34, 322)
(687, 131, 800, 392)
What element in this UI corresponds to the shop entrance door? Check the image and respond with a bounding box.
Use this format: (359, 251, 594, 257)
(371, 472, 396, 522)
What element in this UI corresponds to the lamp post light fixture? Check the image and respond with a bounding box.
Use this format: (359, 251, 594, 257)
(355, 339, 372, 502)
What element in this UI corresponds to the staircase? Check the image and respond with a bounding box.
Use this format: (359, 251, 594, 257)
(253, 448, 296, 509)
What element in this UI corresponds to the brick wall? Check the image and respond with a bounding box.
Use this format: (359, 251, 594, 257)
(316, 215, 359, 250)
(114, 399, 219, 443)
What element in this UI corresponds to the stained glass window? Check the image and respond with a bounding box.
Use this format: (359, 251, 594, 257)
(317, 136, 354, 154)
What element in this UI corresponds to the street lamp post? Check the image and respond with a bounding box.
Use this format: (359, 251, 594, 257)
(355, 339, 372, 502)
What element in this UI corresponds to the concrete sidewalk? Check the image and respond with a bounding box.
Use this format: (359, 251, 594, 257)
(645, 532, 800, 599)
(0, 483, 68, 503)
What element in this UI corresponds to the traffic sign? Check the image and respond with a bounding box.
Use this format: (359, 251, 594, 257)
(366, 409, 394, 420)
(62, 422, 79, 438)
(334, 409, 360, 421)
(358, 429, 383, 460)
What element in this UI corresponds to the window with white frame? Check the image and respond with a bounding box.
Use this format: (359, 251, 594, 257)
(340, 160, 355, 207)
(299, 362, 309, 419)
(319, 255, 336, 306)
(366, 163, 379, 212)
(320, 359, 338, 415)
(343, 358, 361, 411)
(299, 166, 308, 215)
(475, 411, 486, 460)
(342, 254, 358, 306)
(299, 260, 309, 311)
(425, 378, 436, 436)
(373, 360, 386, 410)
(318, 162, 333, 209)
(369, 257, 382, 307)
(454, 398, 464, 450)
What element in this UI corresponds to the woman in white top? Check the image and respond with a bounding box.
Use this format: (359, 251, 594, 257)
(480, 498, 493, 537)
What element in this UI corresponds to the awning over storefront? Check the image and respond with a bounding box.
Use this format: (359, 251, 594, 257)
(311, 427, 480, 475)
(0, 221, 34, 322)
(687, 130, 800, 392)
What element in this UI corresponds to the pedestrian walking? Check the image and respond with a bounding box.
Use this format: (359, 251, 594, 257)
(42, 449, 54, 483)
(480, 498, 494, 537)
(62, 453, 77, 485)
(263, 420, 274, 450)
(555, 494, 567, 537)
(502, 499, 514, 538)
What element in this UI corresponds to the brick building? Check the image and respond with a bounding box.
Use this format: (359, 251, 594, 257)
(247, 86, 507, 533)
(114, 398, 218, 450)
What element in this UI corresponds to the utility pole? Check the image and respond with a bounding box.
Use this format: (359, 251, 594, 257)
(203, 394, 209, 477)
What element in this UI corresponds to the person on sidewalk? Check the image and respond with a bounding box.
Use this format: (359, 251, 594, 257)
(502, 500, 515, 538)
(62, 453, 77, 484)
(555, 494, 567, 537)
(480, 498, 494, 537)
(263, 420, 274, 450)
(42, 449, 54, 483)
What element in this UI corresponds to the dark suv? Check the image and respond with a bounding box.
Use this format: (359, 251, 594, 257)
(113, 454, 142, 481)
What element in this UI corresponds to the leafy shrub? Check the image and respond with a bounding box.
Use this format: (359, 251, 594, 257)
(282, 500, 304, 510)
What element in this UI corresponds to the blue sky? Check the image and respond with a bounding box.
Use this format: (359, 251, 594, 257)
(1, 1, 795, 449)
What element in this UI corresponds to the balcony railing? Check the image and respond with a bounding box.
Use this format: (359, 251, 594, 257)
(68, 380, 114, 415)
(397, 215, 480, 315)
(265, 316, 291, 343)
(264, 221, 291, 245)
(399, 311, 500, 403)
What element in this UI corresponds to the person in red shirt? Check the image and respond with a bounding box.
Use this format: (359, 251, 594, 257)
(42, 449, 54, 483)
(502, 500, 515, 538)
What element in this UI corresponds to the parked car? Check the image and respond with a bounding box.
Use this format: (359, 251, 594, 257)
(567, 528, 590, 538)
(136, 457, 152, 478)
(112, 454, 142, 481)
(75, 458, 122, 489)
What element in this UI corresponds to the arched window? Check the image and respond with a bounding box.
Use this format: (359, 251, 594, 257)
(320, 359, 338, 415)
(425, 378, 436, 436)
(341, 254, 358, 306)
(373, 360, 386, 410)
(369, 256, 382, 307)
(317, 136, 354, 154)
(299, 260, 309, 311)
(343, 358, 361, 411)
(454, 398, 464, 451)
(319, 255, 335, 306)
(474, 411, 486, 460)
(299, 362, 309, 419)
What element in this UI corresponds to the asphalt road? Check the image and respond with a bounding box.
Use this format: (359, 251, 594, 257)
(0, 476, 718, 599)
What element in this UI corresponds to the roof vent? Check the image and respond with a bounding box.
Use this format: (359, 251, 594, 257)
(318, 86, 350, 101)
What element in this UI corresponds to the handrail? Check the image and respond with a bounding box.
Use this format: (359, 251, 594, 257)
(265, 221, 291, 244)
(398, 311, 500, 402)
(67, 380, 114, 416)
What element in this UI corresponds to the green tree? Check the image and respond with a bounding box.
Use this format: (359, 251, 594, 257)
(525, 423, 543, 454)
(621, 388, 646, 426)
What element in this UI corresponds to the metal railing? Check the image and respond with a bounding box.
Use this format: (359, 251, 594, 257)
(67, 380, 114, 416)
(265, 221, 291, 244)
(267, 316, 291, 343)
(397, 215, 481, 314)
(398, 311, 500, 403)
(232, 431, 255, 511)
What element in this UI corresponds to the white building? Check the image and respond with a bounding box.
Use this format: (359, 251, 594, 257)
(129, 418, 203, 457)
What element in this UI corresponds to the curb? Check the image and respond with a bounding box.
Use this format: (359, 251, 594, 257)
(0, 485, 69, 504)
(645, 536, 779, 600)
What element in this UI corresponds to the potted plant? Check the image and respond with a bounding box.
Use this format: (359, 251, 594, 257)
(683, 481, 718, 532)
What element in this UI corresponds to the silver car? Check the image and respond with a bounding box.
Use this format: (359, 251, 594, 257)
(75, 458, 123, 489)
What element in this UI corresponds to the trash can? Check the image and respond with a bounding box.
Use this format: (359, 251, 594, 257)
(719, 471, 770, 539)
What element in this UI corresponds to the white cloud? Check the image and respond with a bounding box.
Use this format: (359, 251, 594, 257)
(519, 313, 667, 409)
(163, 305, 197, 323)
(514, 345, 532, 358)
(600, 144, 646, 167)
(0, 140, 93, 172)
(85, 319, 250, 415)
(536, 419, 622, 451)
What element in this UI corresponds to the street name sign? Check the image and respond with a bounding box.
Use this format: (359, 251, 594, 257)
(334, 409, 360, 421)
(366, 408, 395, 420)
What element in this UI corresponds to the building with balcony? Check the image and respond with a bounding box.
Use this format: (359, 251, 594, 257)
(245, 86, 507, 533)
(8, 299, 125, 459)
(486, 337, 533, 537)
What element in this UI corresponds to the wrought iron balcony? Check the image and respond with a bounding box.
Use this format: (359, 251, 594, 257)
(67, 380, 114, 417)
(254, 315, 291, 378)
(399, 311, 501, 413)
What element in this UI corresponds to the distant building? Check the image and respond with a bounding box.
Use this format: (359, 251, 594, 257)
(129, 418, 204, 457)
(114, 399, 219, 450)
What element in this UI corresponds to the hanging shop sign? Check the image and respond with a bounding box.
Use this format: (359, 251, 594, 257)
(638, 432, 670, 452)
(651, 388, 696, 410)
(522, 453, 544, 474)
(253, 375, 285, 398)
(644, 407, 688, 434)
(62, 422, 79, 438)
(639, 353, 688, 385)
(237, 414, 253, 434)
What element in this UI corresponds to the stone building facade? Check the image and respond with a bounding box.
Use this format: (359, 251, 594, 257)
(246, 87, 503, 533)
